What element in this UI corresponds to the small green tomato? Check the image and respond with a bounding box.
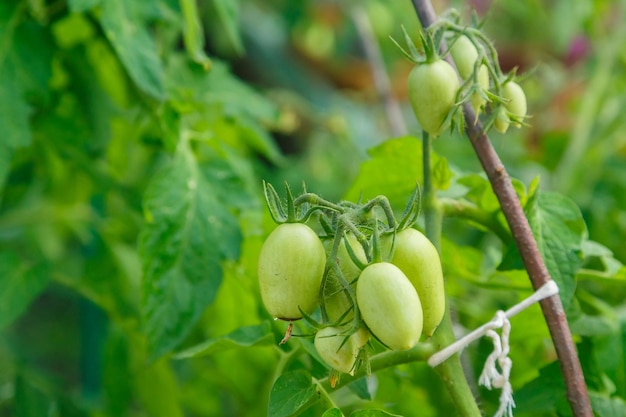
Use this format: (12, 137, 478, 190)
(408, 59, 460, 136)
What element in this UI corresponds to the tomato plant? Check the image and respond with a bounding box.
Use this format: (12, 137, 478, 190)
(1, 1, 623, 417)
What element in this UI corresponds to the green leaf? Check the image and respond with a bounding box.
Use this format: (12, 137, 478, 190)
(569, 313, 618, 337)
(515, 361, 569, 414)
(0, 29, 31, 150)
(173, 322, 274, 359)
(139, 143, 242, 359)
(179, 0, 212, 69)
(499, 190, 585, 308)
(350, 410, 403, 417)
(590, 393, 626, 417)
(457, 173, 499, 212)
(135, 357, 184, 417)
(211, 0, 243, 54)
(14, 374, 51, 417)
(268, 370, 318, 417)
(0, 252, 48, 330)
(347, 377, 372, 400)
(322, 408, 344, 417)
(100, 0, 166, 100)
(527, 191, 586, 308)
(68, 0, 100, 12)
(0, 144, 12, 193)
(345, 136, 423, 209)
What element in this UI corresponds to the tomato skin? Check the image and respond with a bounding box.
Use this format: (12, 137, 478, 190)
(450, 35, 489, 113)
(408, 59, 460, 136)
(314, 326, 369, 375)
(356, 262, 423, 350)
(390, 228, 445, 337)
(258, 223, 326, 320)
(502, 81, 527, 127)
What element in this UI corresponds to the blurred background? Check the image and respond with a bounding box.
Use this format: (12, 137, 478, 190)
(1, 0, 625, 416)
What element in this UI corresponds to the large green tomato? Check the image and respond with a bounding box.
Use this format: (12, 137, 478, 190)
(391, 228, 445, 337)
(258, 223, 326, 320)
(356, 262, 423, 350)
(408, 59, 460, 136)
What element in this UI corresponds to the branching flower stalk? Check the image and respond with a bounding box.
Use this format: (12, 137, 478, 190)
(410, 0, 593, 416)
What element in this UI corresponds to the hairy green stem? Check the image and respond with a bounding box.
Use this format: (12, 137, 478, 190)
(318, 343, 435, 391)
(422, 134, 483, 416)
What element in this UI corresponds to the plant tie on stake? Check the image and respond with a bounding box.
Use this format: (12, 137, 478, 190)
(428, 281, 560, 417)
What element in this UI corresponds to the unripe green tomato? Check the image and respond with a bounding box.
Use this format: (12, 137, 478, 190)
(450, 35, 478, 80)
(258, 223, 326, 320)
(314, 327, 369, 375)
(502, 81, 527, 127)
(356, 262, 423, 350)
(494, 106, 510, 133)
(408, 59, 460, 136)
(450, 35, 489, 113)
(391, 228, 445, 337)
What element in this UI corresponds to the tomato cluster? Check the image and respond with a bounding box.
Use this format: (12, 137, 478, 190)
(401, 20, 528, 135)
(257, 184, 445, 377)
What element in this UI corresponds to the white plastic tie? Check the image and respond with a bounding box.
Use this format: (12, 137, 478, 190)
(428, 281, 559, 417)
(428, 280, 559, 368)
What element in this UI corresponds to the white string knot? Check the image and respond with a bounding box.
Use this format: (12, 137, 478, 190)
(478, 310, 514, 417)
(427, 281, 560, 417)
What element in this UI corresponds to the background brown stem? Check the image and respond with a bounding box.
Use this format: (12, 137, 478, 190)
(410, 1, 593, 416)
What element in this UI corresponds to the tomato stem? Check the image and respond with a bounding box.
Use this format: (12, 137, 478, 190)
(421, 132, 483, 417)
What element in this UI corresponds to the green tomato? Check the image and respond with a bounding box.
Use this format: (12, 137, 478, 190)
(450, 35, 489, 113)
(391, 228, 445, 337)
(408, 59, 460, 136)
(258, 223, 326, 320)
(502, 81, 527, 127)
(314, 326, 369, 375)
(494, 106, 510, 133)
(356, 262, 423, 350)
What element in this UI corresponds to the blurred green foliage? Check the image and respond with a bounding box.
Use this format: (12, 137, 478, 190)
(1, 0, 626, 416)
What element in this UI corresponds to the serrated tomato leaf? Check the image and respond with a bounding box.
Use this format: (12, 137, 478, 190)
(173, 322, 274, 359)
(500, 190, 585, 308)
(268, 370, 318, 417)
(139, 144, 242, 359)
